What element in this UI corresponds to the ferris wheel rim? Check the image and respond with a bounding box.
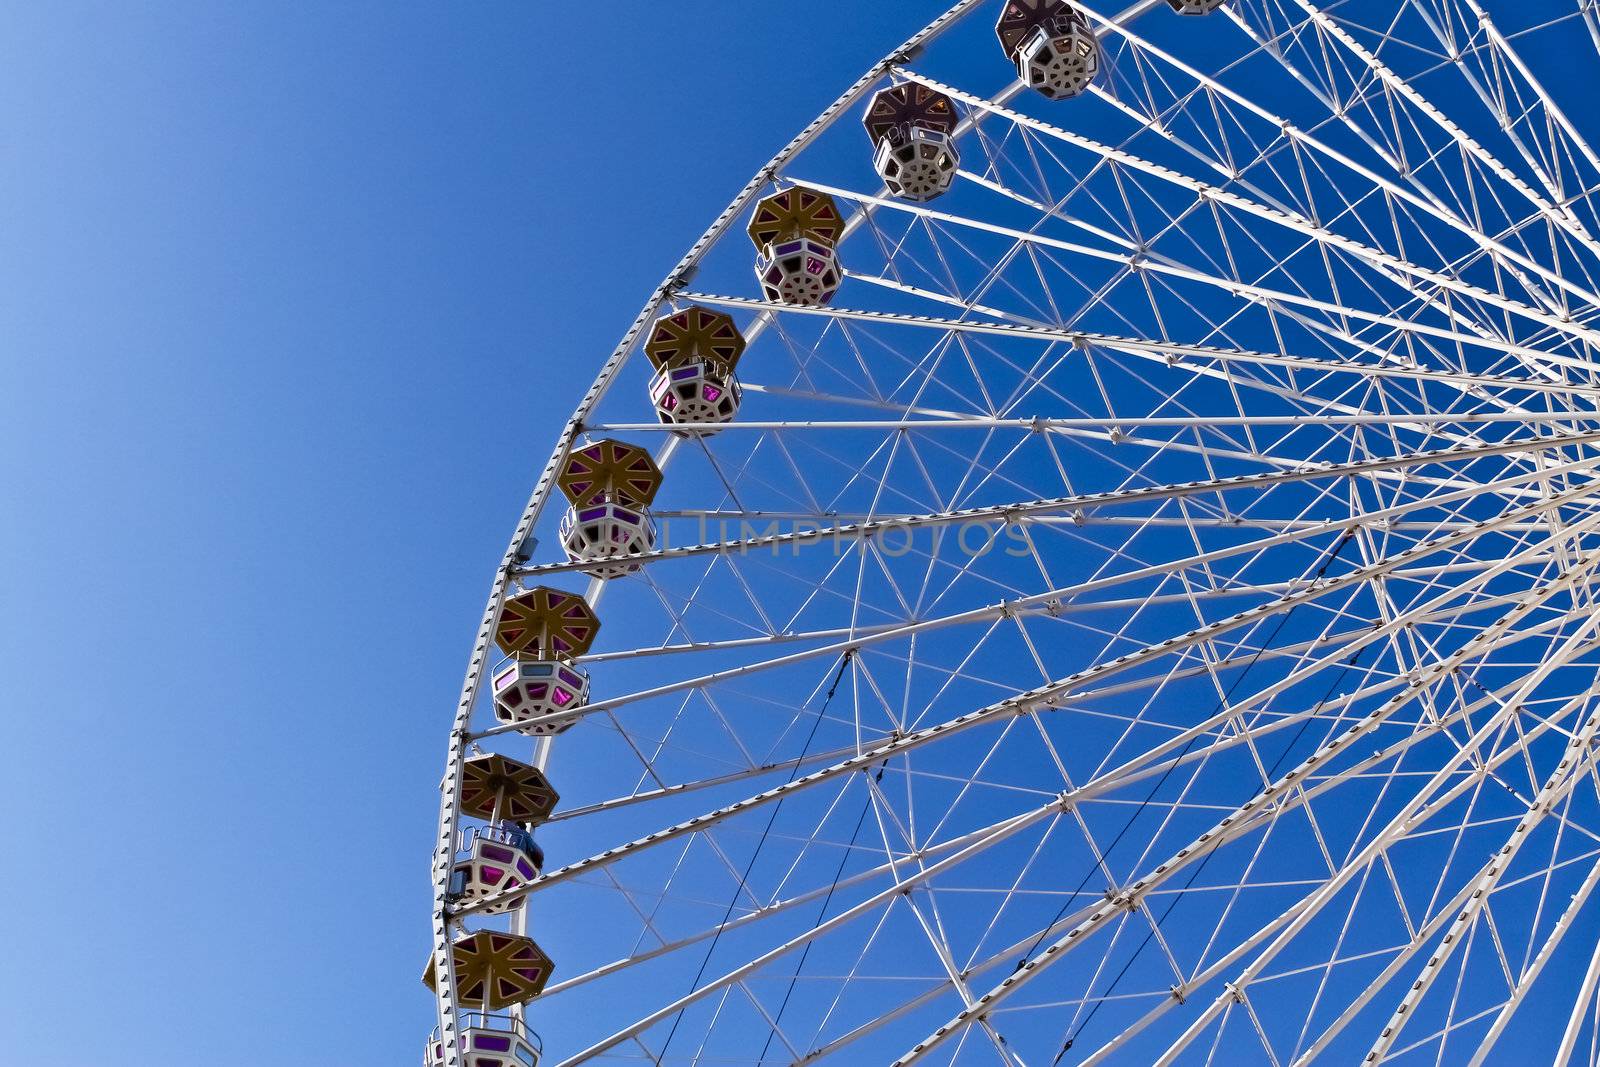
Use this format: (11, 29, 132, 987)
(427, 1, 997, 1059)
(427, 0, 1600, 1063)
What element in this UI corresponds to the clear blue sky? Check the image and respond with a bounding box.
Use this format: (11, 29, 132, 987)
(0, 4, 939, 1064)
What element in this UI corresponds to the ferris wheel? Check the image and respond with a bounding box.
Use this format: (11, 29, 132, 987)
(423, 0, 1600, 1063)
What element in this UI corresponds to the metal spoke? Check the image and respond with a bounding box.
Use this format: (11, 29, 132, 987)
(425, 2, 1600, 1062)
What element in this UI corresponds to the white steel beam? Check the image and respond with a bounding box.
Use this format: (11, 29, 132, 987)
(888, 552, 1595, 1065)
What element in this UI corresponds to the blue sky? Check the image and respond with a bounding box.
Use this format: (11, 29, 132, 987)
(0, 4, 937, 1064)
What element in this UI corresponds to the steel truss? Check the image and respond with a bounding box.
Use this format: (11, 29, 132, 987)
(430, 1, 1600, 1064)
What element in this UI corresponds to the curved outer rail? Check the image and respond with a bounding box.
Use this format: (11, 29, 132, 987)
(425, 3, 998, 1062)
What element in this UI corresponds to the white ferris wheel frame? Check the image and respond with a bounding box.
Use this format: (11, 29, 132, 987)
(427, 0, 1600, 1063)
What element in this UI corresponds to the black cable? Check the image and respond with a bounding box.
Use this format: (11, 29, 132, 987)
(754, 757, 889, 1064)
(655, 650, 854, 1063)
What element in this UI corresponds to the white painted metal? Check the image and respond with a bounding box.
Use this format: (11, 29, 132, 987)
(431, 0, 1600, 1063)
